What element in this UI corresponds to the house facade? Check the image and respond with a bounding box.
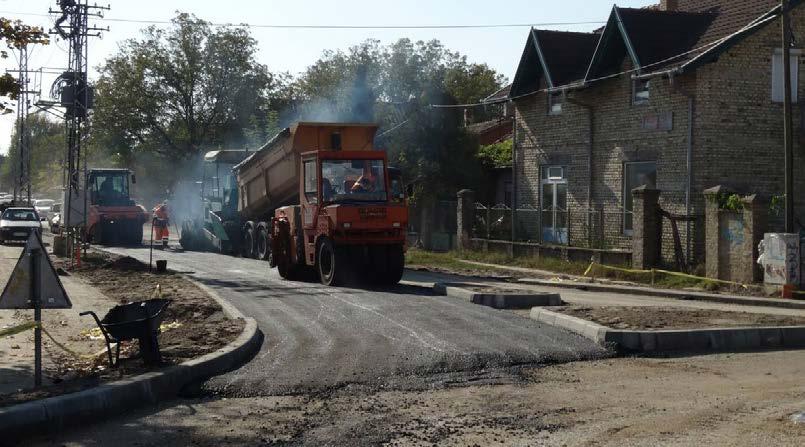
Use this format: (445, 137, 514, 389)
(505, 0, 805, 269)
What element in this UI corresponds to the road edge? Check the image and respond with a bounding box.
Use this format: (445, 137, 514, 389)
(530, 308, 805, 354)
(0, 284, 262, 441)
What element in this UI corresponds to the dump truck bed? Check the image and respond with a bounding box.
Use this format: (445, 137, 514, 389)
(234, 122, 379, 220)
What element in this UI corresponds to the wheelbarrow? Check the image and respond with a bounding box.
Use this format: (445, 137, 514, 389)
(80, 299, 172, 367)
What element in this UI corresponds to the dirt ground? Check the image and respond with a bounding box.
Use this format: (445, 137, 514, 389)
(29, 350, 805, 446)
(553, 305, 805, 330)
(0, 252, 243, 407)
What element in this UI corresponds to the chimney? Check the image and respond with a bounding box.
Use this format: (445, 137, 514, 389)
(660, 0, 678, 11)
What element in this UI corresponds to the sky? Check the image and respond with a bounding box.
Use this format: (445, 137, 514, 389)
(0, 0, 656, 154)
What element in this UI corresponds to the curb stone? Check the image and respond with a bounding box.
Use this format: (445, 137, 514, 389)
(530, 308, 805, 354)
(518, 278, 805, 310)
(434, 282, 562, 309)
(0, 282, 262, 441)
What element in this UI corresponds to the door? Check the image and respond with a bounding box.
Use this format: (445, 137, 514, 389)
(541, 166, 568, 245)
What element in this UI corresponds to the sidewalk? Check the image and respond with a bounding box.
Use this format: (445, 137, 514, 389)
(402, 269, 805, 318)
(0, 244, 114, 395)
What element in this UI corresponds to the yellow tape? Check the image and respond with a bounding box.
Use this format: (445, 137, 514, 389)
(0, 321, 37, 338)
(40, 326, 101, 360)
(584, 262, 748, 288)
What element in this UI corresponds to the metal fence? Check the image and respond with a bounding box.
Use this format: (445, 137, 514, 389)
(472, 202, 634, 250)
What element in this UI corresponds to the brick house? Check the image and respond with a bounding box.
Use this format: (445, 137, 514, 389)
(501, 0, 805, 269)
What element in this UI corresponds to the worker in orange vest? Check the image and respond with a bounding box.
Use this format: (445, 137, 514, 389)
(152, 201, 170, 248)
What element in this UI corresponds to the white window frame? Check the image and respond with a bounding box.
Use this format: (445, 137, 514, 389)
(632, 79, 650, 105)
(772, 48, 801, 103)
(548, 92, 563, 115)
(540, 165, 568, 245)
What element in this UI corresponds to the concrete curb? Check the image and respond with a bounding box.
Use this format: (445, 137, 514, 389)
(0, 280, 263, 440)
(518, 278, 805, 310)
(530, 308, 805, 354)
(434, 282, 562, 309)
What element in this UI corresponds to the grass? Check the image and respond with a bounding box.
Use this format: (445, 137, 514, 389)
(406, 248, 725, 292)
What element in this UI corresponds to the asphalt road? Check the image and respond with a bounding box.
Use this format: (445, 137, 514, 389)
(99, 245, 607, 396)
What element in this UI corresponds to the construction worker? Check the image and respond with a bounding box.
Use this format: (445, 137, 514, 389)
(152, 200, 170, 248)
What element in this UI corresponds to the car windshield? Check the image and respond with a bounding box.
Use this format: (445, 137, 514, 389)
(35, 200, 55, 208)
(3, 209, 38, 221)
(321, 159, 387, 203)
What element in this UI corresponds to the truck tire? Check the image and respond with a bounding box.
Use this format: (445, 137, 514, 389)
(257, 223, 270, 261)
(242, 225, 256, 258)
(383, 245, 405, 285)
(317, 238, 346, 286)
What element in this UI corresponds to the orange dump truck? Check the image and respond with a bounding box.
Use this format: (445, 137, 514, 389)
(182, 122, 408, 286)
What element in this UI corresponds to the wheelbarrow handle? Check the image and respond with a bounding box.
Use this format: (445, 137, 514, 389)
(80, 310, 116, 368)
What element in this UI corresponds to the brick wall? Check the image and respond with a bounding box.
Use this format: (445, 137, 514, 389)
(513, 4, 805, 269)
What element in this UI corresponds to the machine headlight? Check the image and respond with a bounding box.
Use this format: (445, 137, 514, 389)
(392, 222, 401, 228)
(343, 222, 352, 229)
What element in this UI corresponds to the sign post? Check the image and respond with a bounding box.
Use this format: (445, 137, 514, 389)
(0, 232, 72, 388)
(31, 246, 41, 387)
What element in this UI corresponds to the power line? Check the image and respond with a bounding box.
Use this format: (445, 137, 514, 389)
(0, 11, 605, 29)
(429, 15, 767, 109)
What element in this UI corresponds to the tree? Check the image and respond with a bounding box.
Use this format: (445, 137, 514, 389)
(286, 38, 508, 203)
(0, 18, 49, 112)
(2, 114, 65, 195)
(91, 13, 279, 164)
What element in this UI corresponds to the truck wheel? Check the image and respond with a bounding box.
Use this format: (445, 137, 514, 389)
(242, 226, 256, 258)
(317, 238, 345, 286)
(383, 245, 405, 285)
(130, 222, 144, 246)
(257, 223, 270, 261)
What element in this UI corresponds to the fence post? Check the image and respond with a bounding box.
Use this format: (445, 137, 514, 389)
(632, 186, 662, 270)
(457, 190, 475, 251)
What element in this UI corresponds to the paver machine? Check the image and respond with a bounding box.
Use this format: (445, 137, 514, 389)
(84, 168, 149, 245)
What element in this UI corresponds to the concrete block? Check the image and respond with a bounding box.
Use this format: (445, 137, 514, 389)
(639, 332, 658, 351)
(757, 328, 783, 347)
(781, 327, 805, 348)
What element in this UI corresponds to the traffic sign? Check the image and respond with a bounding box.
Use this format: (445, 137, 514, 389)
(0, 232, 72, 309)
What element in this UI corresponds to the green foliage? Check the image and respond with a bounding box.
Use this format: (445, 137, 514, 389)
(770, 194, 785, 216)
(91, 13, 280, 165)
(477, 140, 513, 168)
(1, 114, 65, 195)
(0, 18, 49, 112)
(709, 192, 745, 212)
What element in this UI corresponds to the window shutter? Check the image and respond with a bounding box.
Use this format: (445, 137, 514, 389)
(772, 49, 800, 103)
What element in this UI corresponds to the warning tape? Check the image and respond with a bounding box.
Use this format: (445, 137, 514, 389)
(0, 321, 101, 360)
(0, 321, 38, 338)
(584, 262, 749, 288)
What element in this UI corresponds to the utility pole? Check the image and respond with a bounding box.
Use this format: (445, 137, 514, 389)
(782, 0, 795, 233)
(12, 45, 34, 204)
(50, 0, 108, 259)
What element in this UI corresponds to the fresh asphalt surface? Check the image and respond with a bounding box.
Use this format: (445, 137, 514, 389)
(100, 245, 608, 396)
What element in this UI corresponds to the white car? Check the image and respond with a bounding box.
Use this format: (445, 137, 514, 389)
(33, 199, 56, 221)
(0, 207, 42, 244)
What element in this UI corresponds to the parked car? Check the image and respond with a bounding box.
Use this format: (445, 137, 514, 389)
(49, 203, 62, 234)
(33, 199, 55, 221)
(0, 207, 42, 244)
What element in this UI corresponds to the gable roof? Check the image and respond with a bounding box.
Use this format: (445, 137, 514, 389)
(509, 29, 599, 97)
(585, 6, 714, 81)
(499, 0, 804, 102)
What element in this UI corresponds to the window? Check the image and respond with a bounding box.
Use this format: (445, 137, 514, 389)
(772, 48, 801, 103)
(633, 79, 650, 105)
(321, 159, 388, 203)
(623, 161, 657, 235)
(548, 92, 563, 115)
(303, 159, 318, 204)
(540, 166, 568, 245)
